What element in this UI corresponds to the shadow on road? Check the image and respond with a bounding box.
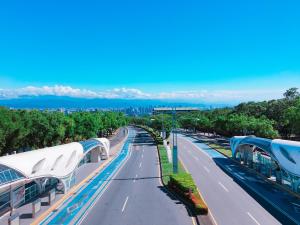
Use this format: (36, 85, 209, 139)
(213, 157, 300, 225)
(133, 130, 156, 146)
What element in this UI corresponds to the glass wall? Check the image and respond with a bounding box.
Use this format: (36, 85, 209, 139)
(25, 182, 39, 203)
(0, 191, 10, 215)
(235, 145, 300, 194)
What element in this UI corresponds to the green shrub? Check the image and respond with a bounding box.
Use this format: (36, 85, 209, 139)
(137, 125, 208, 215)
(136, 125, 163, 144)
(158, 145, 173, 183)
(168, 173, 208, 215)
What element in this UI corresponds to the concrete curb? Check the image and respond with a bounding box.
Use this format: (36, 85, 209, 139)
(189, 134, 299, 225)
(31, 127, 129, 225)
(179, 157, 216, 225)
(155, 145, 199, 225)
(195, 135, 300, 200)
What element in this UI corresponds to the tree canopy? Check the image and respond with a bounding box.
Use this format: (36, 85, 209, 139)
(131, 88, 300, 140)
(0, 108, 127, 155)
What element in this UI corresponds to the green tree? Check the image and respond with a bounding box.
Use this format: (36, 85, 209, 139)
(284, 87, 300, 101)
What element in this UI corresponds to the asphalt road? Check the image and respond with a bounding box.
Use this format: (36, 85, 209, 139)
(109, 127, 128, 148)
(177, 134, 281, 225)
(80, 128, 194, 225)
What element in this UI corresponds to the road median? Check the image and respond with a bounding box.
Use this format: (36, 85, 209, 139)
(136, 125, 211, 223)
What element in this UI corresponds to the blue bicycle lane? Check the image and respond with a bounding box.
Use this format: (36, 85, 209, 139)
(40, 129, 136, 225)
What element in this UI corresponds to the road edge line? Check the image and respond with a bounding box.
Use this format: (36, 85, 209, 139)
(179, 156, 218, 225)
(154, 143, 198, 225)
(31, 128, 130, 225)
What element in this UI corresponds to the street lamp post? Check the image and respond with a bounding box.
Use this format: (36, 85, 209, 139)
(172, 107, 178, 174)
(161, 114, 165, 139)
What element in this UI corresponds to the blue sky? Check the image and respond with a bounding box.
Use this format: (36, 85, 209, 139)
(0, 0, 300, 102)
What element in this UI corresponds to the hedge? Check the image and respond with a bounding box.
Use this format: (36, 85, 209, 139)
(136, 125, 208, 215)
(168, 173, 208, 215)
(135, 125, 163, 144)
(158, 145, 173, 184)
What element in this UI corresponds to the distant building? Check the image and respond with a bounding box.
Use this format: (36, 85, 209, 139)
(152, 107, 200, 115)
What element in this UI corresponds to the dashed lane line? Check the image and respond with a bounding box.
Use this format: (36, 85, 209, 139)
(247, 212, 261, 225)
(218, 182, 229, 192)
(121, 196, 129, 213)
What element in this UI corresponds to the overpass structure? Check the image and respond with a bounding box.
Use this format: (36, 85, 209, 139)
(230, 136, 300, 194)
(0, 138, 110, 215)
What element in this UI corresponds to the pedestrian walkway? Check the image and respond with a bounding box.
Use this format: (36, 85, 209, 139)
(0, 127, 128, 225)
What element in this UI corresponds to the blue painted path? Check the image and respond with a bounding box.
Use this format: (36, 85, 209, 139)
(41, 129, 136, 225)
(178, 134, 226, 159)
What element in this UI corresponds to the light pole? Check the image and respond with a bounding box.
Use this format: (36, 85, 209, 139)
(172, 107, 178, 174)
(161, 114, 165, 139)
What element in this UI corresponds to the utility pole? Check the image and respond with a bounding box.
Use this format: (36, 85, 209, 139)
(162, 114, 165, 139)
(172, 107, 178, 173)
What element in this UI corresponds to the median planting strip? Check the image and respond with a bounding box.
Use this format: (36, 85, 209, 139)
(137, 125, 209, 216)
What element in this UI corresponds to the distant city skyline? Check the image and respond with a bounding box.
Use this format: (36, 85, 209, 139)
(1, 1, 300, 102)
(0, 84, 297, 103)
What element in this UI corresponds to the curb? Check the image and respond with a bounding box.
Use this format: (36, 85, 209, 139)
(179, 158, 216, 225)
(189, 134, 299, 225)
(31, 128, 129, 225)
(155, 145, 200, 225)
(199, 136, 300, 200)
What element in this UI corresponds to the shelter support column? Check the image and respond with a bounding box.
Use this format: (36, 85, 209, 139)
(90, 147, 101, 163)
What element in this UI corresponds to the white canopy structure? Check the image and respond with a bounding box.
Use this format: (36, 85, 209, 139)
(0, 138, 110, 192)
(231, 136, 300, 177)
(231, 136, 300, 193)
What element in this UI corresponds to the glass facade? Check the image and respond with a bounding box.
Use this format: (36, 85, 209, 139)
(80, 139, 101, 153)
(235, 145, 300, 194)
(0, 191, 10, 215)
(0, 138, 105, 215)
(0, 165, 24, 185)
(24, 182, 39, 203)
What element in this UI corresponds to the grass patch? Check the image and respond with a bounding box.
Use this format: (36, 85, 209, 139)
(168, 173, 208, 215)
(157, 143, 208, 215)
(158, 145, 173, 184)
(207, 143, 232, 158)
(136, 125, 209, 215)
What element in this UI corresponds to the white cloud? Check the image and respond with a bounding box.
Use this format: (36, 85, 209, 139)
(0, 85, 288, 102)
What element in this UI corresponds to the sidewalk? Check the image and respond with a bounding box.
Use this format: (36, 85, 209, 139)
(0, 127, 128, 225)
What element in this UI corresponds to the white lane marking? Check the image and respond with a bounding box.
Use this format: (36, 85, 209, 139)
(139, 162, 142, 168)
(192, 155, 199, 161)
(179, 137, 211, 159)
(142, 154, 144, 158)
(203, 166, 210, 173)
(218, 182, 229, 192)
(292, 202, 300, 207)
(247, 212, 261, 225)
(121, 196, 129, 212)
(235, 173, 245, 180)
(226, 166, 232, 171)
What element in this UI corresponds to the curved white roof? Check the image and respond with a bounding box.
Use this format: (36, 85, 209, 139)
(231, 136, 300, 176)
(0, 138, 110, 186)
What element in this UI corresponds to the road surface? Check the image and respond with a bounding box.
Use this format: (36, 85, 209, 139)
(177, 134, 282, 225)
(80, 128, 194, 225)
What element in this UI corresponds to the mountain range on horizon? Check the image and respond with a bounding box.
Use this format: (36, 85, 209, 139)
(0, 95, 233, 110)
